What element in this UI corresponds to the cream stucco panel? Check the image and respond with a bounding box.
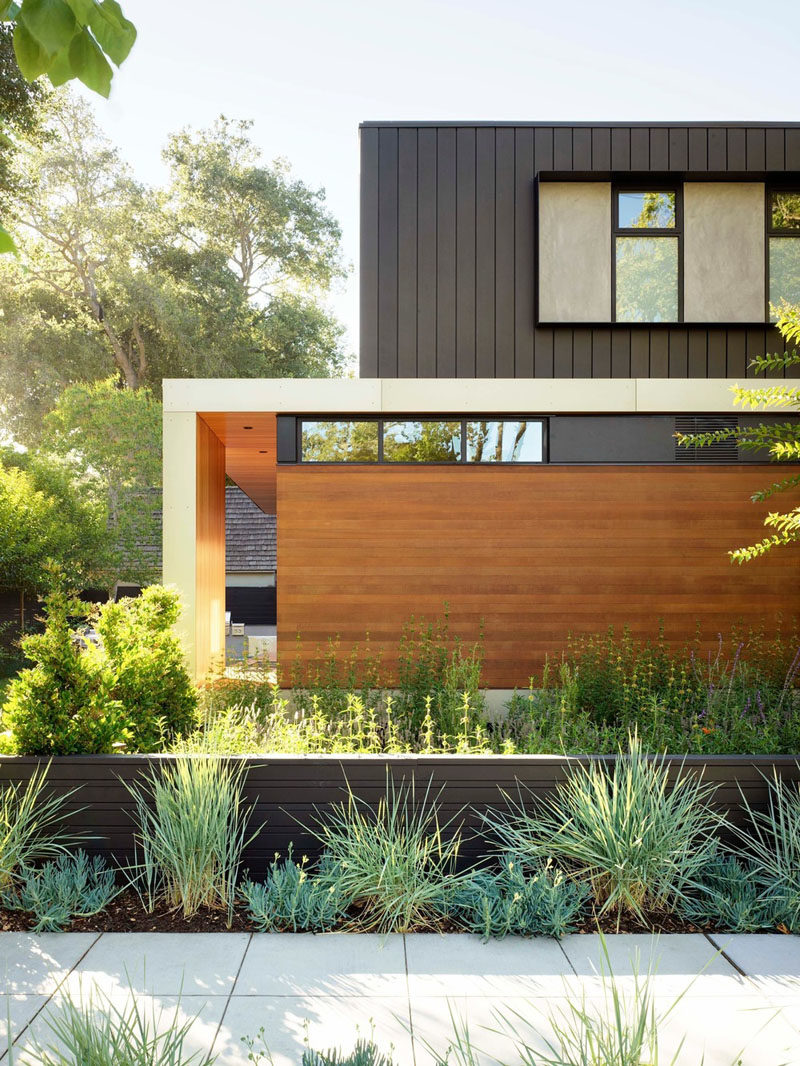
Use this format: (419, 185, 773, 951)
(538, 182, 612, 323)
(683, 183, 765, 322)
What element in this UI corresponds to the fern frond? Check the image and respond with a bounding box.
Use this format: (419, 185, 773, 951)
(774, 305, 800, 348)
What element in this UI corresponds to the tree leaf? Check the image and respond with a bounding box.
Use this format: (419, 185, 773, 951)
(68, 27, 111, 96)
(17, 0, 78, 57)
(0, 224, 18, 255)
(46, 42, 74, 86)
(12, 19, 50, 79)
(63, 0, 94, 23)
(88, 0, 135, 65)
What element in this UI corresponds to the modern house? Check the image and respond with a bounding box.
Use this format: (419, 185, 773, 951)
(163, 122, 800, 682)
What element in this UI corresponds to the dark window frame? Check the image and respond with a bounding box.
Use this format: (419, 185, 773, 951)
(612, 184, 683, 324)
(294, 416, 549, 465)
(765, 185, 800, 322)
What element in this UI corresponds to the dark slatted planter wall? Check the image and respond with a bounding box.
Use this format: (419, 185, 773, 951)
(2, 755, 797, 874)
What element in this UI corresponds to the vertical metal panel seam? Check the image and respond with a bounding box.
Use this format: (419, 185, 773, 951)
(415, 127, 419, 377)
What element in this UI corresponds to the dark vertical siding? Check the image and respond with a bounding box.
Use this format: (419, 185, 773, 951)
(361, 123, 799, 380)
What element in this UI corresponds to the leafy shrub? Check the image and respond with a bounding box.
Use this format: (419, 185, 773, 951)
(27, 985, 215, 1066)
(0, 763, 79, 889)
(308, 775, 465, 932)
(1, 850, 119, 932)
(3, 591, 125, 755)
(679, 851, 784, 933)
(125, 757, 258, 925)
(446, 855, 588, 940)
(241, 848, 347, 932)
(95, 585, 197, 751)
(738, 769, 800, 933)
(484, 734, 722, 921)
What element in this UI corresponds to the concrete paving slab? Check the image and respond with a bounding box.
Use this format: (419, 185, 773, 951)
(214, 995, 413, 1066)
(404, 933, 568, 997)
(710, 933, 800, 995)
(11, 993, 228, 1065)
(0, 934, 98, 995)
(235, 933, 407, 997)
(559, 932, 748, 997)
(651, 993, 800, 1066)
(410, 995, 558, 1066)
(0, 995, 49, 1062)
(64, 933, 250, 996)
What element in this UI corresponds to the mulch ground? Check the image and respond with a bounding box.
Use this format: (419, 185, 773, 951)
(0, 890, 725, 936)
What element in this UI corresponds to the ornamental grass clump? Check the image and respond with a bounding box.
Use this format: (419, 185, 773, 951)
(25, 984, 215, 1066)
(307, 775, 465, 932)
(484, 733, 722, 922)
(738, 769, 800, 932)
(679, 851, 783, 933)
(1, 850, 119, 932)
(125, 756, 258, 925)
(0, 763, 79, 890)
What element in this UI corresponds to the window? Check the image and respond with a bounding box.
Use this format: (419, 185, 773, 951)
(613, 189, 680, 323)
(294, 419, 547, 463)
(300, 420, 379, 462)
(768, 190, 800, 320)
(383, 421, 462, 462)
(465, 421, 543, 462)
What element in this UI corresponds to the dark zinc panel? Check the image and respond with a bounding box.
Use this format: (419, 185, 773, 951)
(376, 128, 398, 377)
(456, 127, 477, 378)
(436, 128, 457, 378)
(359, 126, 379, 377)
(397, 129, 418, 376)
(360, 123, 800, 380)
(475, 127, 496, 377)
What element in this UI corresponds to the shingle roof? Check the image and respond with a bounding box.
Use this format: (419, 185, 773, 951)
(225, 485, 276, 571)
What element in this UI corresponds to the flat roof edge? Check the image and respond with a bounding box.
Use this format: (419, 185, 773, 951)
(359, 120, 800, 129)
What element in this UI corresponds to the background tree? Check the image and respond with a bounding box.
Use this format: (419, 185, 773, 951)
(676, 306, 800, 562)
(0, 448, 108, 601)
(43, 377, 162, 588)
(0, 0, 136, 251)
(0, 97, 349, 440)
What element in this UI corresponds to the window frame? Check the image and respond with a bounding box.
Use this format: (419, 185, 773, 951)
(295, 416, 549, 465)
(611, 184, 683, 324)
(765, 185, 800, 322)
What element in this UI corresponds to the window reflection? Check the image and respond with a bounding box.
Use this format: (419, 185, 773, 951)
(382, 421, 462, 462)
(618, 191, 676, 229)
(771, 192, 800, 231)
(466, 421, 543, 462)
(301, 420, 379, 462)
(616, 236, 679, 322)
(769, 238, 800, 319)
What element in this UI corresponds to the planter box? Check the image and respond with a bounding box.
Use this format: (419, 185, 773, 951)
(1, 754, 798, 874)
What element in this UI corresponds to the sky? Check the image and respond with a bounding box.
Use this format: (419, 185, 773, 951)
(85, 0, 800, 361)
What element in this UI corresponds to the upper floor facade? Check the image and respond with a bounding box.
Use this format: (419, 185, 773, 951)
(359, 122, 800, 379)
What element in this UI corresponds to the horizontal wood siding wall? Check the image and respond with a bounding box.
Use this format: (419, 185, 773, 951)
(1, 755, 797, 870)
(360, 123, 800, 379)
(277, 465, 800, 687)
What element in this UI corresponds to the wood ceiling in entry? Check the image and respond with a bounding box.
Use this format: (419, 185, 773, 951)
(199, 412, 277, 514)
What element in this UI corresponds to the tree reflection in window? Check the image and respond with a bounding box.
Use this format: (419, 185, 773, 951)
(382, 421, 462, 462)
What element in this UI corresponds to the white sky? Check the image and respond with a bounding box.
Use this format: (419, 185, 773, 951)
(86, 0, 800, 362)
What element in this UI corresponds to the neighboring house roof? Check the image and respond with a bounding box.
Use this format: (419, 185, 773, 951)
(126, 486, 276, 580)
(225, 485, 276, 572)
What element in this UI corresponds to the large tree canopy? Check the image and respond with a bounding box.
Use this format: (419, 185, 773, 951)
(0, 95, 349, 442)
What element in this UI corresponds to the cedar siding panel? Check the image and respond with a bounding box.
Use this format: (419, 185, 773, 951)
(360, 123, 799, 379)
(276, 464, 800, 688)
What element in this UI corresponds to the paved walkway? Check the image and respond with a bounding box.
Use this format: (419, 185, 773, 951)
(1, 932, 799, 1064)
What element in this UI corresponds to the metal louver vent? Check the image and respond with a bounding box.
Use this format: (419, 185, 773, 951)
(674, 416, 739, 463)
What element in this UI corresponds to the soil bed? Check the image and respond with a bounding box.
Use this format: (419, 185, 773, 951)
(0, 890, 740, 937)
